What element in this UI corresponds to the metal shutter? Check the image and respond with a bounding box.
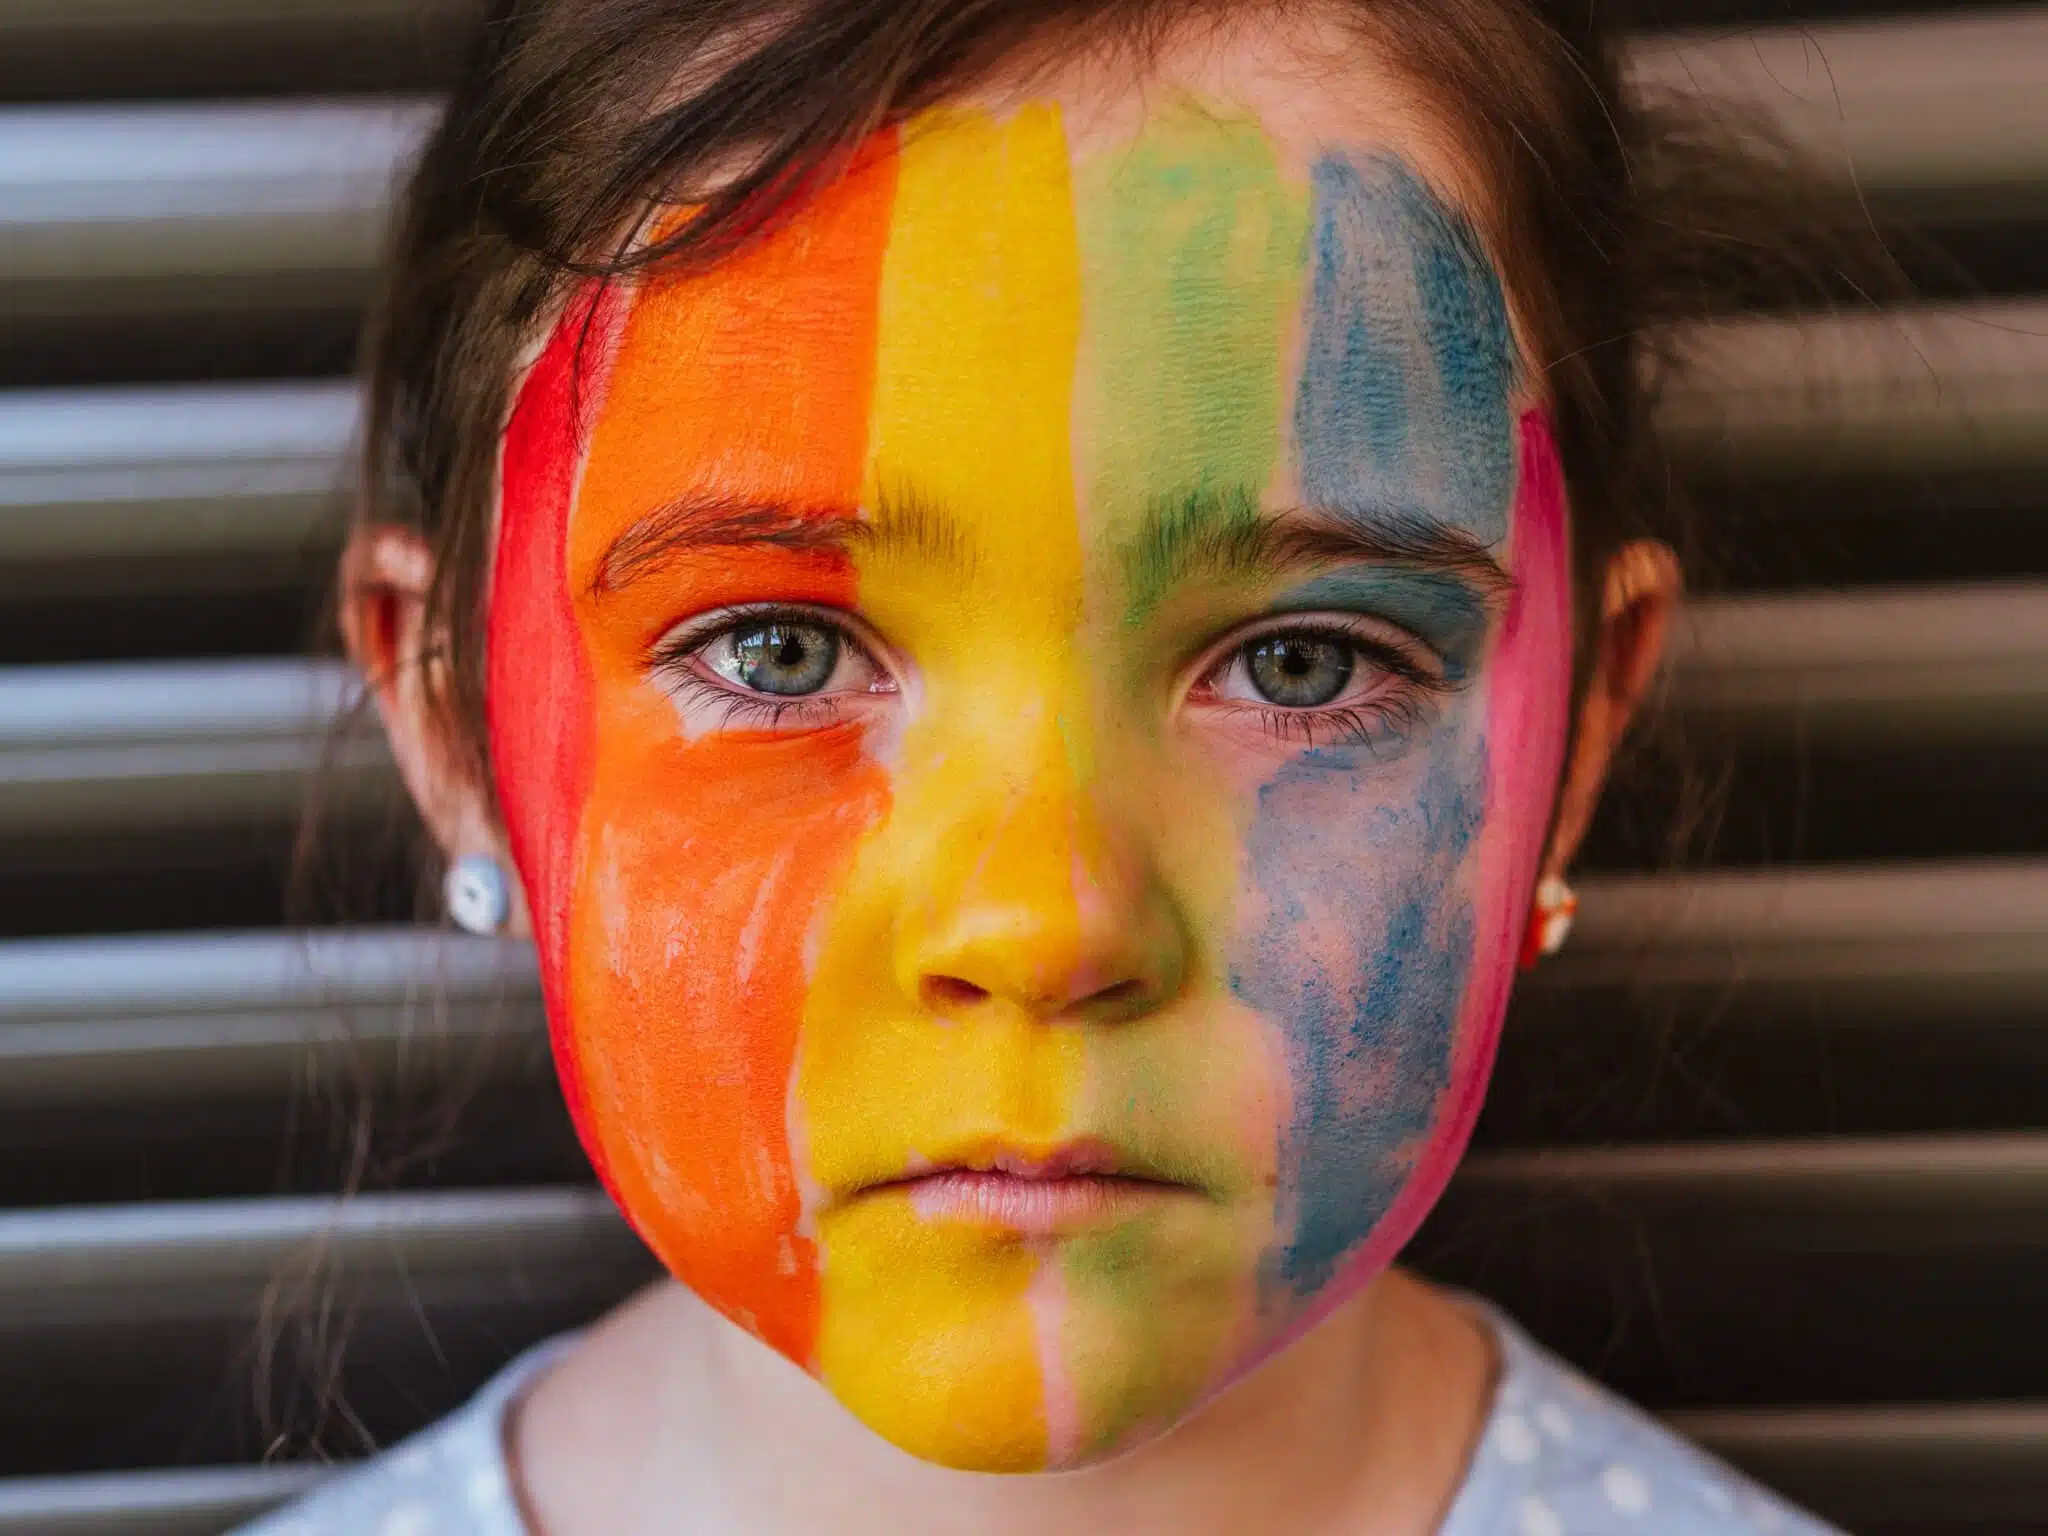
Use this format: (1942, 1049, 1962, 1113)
(0, 2, 2041, 1531)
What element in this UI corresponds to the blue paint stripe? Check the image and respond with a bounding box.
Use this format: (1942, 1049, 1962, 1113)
(1292, 154, 1516, 547)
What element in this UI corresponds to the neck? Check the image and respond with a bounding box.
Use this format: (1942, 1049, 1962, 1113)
(512, 1269, 1494, 1536)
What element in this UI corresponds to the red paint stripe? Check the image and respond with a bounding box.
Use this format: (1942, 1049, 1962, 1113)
(488, 283, 629, 1201)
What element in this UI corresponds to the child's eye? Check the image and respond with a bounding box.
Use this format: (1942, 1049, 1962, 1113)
(1190, 616, 1456, 753)
(706, 619, 854, 696)
(1237, 633, 1355, 708)
(649, 605, 897, 734)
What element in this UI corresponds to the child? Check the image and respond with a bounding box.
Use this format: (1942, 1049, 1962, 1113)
(252, 0, 1852, 1528)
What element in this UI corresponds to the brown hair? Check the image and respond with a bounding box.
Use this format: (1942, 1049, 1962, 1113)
(359, 0, 1888, 842)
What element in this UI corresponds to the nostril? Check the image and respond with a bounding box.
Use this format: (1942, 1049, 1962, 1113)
(920, 974, 990, 1013)
(1090, 979, 1148, 1010)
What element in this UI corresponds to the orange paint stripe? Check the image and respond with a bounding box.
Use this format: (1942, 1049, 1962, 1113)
(560, 134, 901, 1364)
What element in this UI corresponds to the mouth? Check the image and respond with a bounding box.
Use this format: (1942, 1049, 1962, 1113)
(853, 1139, 1199, 1235)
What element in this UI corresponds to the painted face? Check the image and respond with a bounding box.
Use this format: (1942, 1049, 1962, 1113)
(488, 97, 1571, 1472)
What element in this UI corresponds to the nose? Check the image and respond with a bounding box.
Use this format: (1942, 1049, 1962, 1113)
(898, 769, 1186, 1026)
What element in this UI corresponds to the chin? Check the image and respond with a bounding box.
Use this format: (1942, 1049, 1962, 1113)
(823, 1349, 1194, 1476)
(812, 1192, 1266, 1472)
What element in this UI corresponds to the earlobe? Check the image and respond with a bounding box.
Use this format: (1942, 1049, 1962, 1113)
(339, 524, 526, 927)
(1534, 538, 1683, 883)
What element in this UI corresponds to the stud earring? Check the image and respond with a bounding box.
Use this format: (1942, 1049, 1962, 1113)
(444, 853, 511, 936)
(1518, 875, 1578, 970)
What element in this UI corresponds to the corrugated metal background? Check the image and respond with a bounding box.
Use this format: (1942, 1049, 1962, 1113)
(0, 1, 2042, 1530)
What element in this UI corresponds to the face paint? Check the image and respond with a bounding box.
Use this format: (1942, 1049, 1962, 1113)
(1075, 101, 1309, 623)
(491, 284, 624, 1195)
(802, 104, 1095, 1470)
(494, 141, 900, 1365)
(1295, 154, 1516, 546)
(1271, 569, 1492, 680)
(488, 98, 1570, 1474)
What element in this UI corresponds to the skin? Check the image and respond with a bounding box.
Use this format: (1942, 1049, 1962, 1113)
(345, 12, 1678, 1532)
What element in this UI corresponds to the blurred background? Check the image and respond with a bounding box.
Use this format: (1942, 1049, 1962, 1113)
(0, 0, 2043, 1532)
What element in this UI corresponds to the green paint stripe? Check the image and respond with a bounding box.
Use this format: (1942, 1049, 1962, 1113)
(1074, 100, 1310, 622)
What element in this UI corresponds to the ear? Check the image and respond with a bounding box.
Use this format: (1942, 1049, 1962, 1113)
(339, 524, 530, 928)
(1542, 540, 1683, 876)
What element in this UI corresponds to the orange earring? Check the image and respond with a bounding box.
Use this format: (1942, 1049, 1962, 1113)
(1518, 875, 1578, 970)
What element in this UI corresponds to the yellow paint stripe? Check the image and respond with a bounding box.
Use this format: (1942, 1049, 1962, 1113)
(809, 104, 1093, 1471)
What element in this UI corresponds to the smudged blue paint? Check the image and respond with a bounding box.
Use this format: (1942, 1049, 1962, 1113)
(1293, 154, 1516, 548)
(1228, 715, 1485, 1299)
(1275, 568, 1490, 680)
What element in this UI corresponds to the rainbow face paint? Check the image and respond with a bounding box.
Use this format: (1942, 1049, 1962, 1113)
(488, 98, 1571, 1472)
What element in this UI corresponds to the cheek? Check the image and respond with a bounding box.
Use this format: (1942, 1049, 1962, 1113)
(1226, 730, 1486, 1309)
(564, 706, 889, 1365)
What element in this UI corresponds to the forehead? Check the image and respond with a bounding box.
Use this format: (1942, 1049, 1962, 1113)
(543, 44, 1521, 579)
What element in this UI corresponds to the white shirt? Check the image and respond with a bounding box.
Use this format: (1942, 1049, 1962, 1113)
(238, 1306, 1843, 1535)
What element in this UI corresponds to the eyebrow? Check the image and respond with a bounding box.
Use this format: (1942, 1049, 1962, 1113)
(594, 489, 975, 594)
(596, 485, 1511, 606)
(1120, 486, 1511, 621)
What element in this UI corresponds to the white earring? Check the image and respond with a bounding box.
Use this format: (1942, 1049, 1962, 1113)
(1529, 875, 1578, 963)
(444, 853, 511, 935)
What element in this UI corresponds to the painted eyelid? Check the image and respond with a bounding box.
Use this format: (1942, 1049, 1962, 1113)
(651, 604, 885, 666)
(1268, 570, 1492, 678)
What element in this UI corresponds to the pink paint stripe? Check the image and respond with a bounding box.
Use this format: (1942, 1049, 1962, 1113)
(1028, 1258, 1082, 1465)
(1394, 407, 1571, 1237)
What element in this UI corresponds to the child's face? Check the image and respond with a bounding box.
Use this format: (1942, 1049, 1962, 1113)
(487, 38, 1571, 1473)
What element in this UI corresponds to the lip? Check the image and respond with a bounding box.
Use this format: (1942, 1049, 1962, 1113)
(851, 1138, 1198, 1235)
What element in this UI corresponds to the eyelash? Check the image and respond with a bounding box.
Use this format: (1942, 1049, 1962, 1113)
(1190, 618, 1456, 752)
(648, 606, 1457, 750)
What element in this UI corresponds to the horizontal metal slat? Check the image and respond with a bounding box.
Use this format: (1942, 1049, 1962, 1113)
(1528, 857, 2048, 1017)
(1660, 300, 2048, 479)
(1455, 1131, 2048, 1218)
(0, 98, 433, 324)
(0, 929, 539, 1110)
(0, 1186, 648, 1321)
(4, 299, 2044, 580)
(1669, 582, 2048, 745)
(0, 0, 2038, 161)
(0, 383, 353, 580)
(1573, 858, 2048, 951)
(0, 863, 2036, 1160)
(0, 1137, 2025, 1302)
(0, 10, 2040, 327)
(0, 658, 387, 836)
(0, 1190, 659, 1469)
(0, 1139, 2031, 1411)
(0, 863, 2020, 1124)
(1629, 10, 2048, 221)
(1674, 1402, 2048, 1530)
(0, 1463, 324, 1536)
(0, 0, 443, 32)
(0, 1136, 2027, 1321)
(4, 579, 2039, 834)
(0, 0, 475, 102)
(1418, 1133, 2048, 1405)
(1, 861, 2039, 1111)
